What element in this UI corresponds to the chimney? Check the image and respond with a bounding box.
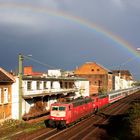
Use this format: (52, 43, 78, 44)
(24, 66, 33, 75)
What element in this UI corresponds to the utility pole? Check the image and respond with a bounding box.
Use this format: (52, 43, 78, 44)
(18, 54, 23, 120)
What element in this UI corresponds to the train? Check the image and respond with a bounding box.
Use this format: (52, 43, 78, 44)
(47, 87, 140, 129)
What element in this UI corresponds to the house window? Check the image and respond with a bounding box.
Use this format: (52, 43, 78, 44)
(69, 82, 73, 88)
(51, 82, 53, 89)
(60, 81, 63, 88)
(4, 88, 8, 104)
(65, 82, 68, 89)
(0, 88, 1, 104)
(91, 69, 94, 72)
(97, 69, 100, 71)
(27, 81, 32, 90)
(37, 81, 41, 90)
(43, 81, 47, 89)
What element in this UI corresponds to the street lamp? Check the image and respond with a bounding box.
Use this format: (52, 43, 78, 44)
(18, 54, 23, 120)
(18, 53, 32, 120)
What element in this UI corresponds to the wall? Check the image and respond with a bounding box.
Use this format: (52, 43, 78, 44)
(11, 76, 19, 119)
(48, 70, 61, 77)
(0, 85, 12, 121)
(113, 76, 134, 91)
(74, 62, 112, 95)
(107, 74, 113, 92)
(75, 80, 89, 98)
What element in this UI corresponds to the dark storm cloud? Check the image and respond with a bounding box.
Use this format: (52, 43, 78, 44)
(0, 0, 140, 79)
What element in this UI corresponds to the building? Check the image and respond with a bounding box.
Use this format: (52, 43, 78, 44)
(112, 70, 134, 90)
(74, 62, 113, 95)
(12, 66, 89, 120)
(0, 68, 15, 122)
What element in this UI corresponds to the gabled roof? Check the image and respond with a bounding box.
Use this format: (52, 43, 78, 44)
(94, 62, 112, 73)
(112, 70, 132, 76)
(112, 70, 133, 80)
(0, 67, 15, 83)
(75, 62, 112, 74)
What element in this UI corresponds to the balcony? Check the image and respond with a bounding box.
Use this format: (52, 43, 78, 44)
(22, 88, 78, 99)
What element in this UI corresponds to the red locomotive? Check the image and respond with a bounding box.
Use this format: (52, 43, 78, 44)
(48, 97, 94, 128)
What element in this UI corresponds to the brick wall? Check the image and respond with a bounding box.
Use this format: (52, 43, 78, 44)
(74, 62, 112, 95)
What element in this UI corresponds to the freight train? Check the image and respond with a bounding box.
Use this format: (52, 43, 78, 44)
(47, 87, 139, 129)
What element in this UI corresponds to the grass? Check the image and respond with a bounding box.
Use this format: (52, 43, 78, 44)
(0, 119, 46, 139)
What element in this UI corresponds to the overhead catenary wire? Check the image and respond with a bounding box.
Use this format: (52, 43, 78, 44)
(108, 56, 138, 70)
(22, 54, 59, 70)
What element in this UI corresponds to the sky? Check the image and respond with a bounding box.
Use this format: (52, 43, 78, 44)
(0, 0, 140, 80)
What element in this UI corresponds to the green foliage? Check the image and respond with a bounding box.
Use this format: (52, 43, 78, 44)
(129, 103, 140, 120)
(0, 119, 45, 139)
(132, 81, 140, 86)
(0, 119, 24, 127)
(98, 87, 107, 94)
(128, 102, 140, 137)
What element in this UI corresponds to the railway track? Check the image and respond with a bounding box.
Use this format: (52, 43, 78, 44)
(31, 129, 59, 140)
(13, 92, 140, 140)
(46, 92, 140, 140)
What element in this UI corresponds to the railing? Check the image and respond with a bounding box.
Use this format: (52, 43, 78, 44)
(23, 88, 78, 96)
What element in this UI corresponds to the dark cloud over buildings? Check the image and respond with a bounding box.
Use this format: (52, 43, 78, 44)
(0, 0, 140, 79)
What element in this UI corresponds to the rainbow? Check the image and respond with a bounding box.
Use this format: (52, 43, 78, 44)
(0, 2, 139, 57)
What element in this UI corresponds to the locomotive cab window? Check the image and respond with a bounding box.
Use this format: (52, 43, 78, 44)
(52, 106, 58, 111)
(59, 106, 66, 111)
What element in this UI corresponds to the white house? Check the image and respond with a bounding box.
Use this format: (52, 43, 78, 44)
(11, 67, 89, 120)
(112, 70, 134, 91)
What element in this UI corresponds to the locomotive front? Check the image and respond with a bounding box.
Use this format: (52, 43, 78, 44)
(48, 103, 67, 128)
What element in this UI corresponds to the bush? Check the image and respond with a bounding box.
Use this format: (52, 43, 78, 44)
(0, 119, 28, 128)
(129, 102, 140, 137)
